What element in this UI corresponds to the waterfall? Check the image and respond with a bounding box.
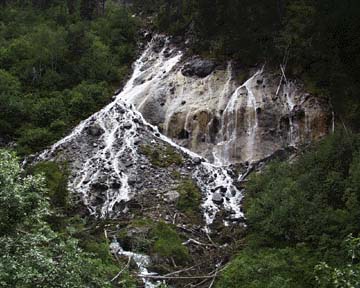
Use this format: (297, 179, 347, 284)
(37, 33, 332, 225)
(35, 35, 332, 284)
(38, 36, 243, 225)
(283, 83, 296, 146)
(213, 69, 263, 164)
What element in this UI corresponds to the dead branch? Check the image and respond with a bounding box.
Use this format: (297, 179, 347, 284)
(163, 264, 200, 277)
(111, 256, 131, 282)
(183, 238, 216, 247)
(205, 232, 217, 247)
(137, 274, 215, 280)
(276, 60, 289, 96)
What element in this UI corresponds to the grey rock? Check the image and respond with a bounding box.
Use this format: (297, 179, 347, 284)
(124, 160, 133, 168)
(212, 193, 224, 204)
(128, 176, 137, 185)
(92, 182, 108, 191)
(164, 191, 180, 203)
(88, 124, 104, 137)
(123, 122, 132, 129)
(181, 58, 216, 78)
(111, 181, 122, 189)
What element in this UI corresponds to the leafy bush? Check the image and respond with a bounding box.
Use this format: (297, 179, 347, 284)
(245, 132, 360, 249)
(0, 149, 118, 287)
(30, 161, 70, 211)
(176, 178, 201, 217)
(217, 247, 317, 288)
(151, 222, 189, 264)
(315, 234, 360, 288)
(140, 144, 184, 167)
(0, 2, 137, 155)
(217, 132, 360, 287)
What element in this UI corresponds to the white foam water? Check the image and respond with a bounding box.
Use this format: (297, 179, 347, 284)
(38, 35, 243, 225)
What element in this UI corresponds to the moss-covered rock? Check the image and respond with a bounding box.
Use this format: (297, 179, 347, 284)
(150, 222, 189, 264)
(140, 144, 184, 167)
(176, 178, 202, 219)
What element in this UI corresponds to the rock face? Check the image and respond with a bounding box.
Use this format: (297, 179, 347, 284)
(34, 35, 333, 287)
(37, 38, 243, 225)
(181, 57, 216, 78)
(123, 37, 333, 165)
(36, 34, 332, 228)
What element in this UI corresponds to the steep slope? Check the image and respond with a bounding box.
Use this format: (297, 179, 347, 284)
(124, 36, 332, 164)
(37, 35, 245, 228)
(35, 34, 333, 287)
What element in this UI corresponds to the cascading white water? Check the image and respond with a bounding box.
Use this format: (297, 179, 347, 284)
(212, 68, 263, 164)
(38, 36, 243, 225)
(283, 82, 297, 146)
(124, 40, 332, 165)
(38, 32, 331, 226)
(110, 238, 161, 288)
(243, 70, 263, 162)
(35, 35, 332, 285)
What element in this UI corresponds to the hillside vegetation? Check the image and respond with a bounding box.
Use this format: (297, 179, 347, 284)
(0, 1, 359, 287)
(217, 132, 360, 287)
(0, 0, 137, 154)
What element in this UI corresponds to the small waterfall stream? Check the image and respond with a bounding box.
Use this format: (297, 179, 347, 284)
(38, 37, 244, 285)
(37, 35, 332, 285)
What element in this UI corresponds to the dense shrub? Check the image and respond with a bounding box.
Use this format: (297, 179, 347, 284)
(176, 178, 201, 217)
(217, 132, 360, 287)
(0, 2, 137, 154)
(151, 222, 189, 264)
(0, 150, 119, 287)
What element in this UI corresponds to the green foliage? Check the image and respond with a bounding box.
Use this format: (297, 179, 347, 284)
(118, 218, 154, 253)
(217, 132, 360, 287)
(151, 222, 189, 264)
(245, 132, 360, 248)
(315, 235, 360, 288)
(0, 2, 137, 155)
(30, 162, 71, 211)
(176, 178, 201, 217)
(17, 127, 55, 155)
(0, 149, 48, 236)
(217, 247, 317, 288)
(0, 149, 118, 287)
(140, 144, 184, 167)
(0, 69, 23, 135)
(118, 219, 189, 264)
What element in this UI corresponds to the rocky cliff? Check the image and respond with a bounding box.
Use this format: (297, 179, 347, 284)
(125, 36, 332, 165)
(35, 34, 333, 287)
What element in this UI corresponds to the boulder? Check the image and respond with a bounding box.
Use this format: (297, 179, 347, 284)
(88, 124, 104, 137)
(123, 122, 132, 129)
(212, 193, 224, 204)
(92, 182, 108, 191)
(181, 58, 216, 78)
(193, 157, 202, 165)
(164, 191, 180, 203)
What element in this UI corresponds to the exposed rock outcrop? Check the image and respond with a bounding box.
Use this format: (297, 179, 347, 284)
(123, 36, 332, 165)
(181, 57, 216, 78)
(37, 39, 243, 226)
(33, 34, 333, 287)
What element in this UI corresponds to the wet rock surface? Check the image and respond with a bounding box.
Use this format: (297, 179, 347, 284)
(36, 37, 244, 226)
(33, 35, 332, 288)
(181, 57, 216, 78)
(124, 37, 332, 164)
